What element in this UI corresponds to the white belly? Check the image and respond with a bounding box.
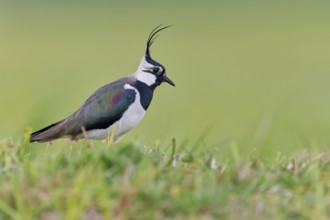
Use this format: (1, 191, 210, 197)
(84, 84, 145, 142)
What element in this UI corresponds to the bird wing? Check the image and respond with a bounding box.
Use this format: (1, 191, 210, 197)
(61, 81, 136, 136)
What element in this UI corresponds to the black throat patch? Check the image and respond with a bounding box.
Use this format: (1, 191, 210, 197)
(132, 81, 155, 110)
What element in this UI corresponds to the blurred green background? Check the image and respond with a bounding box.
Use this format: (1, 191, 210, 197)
(1, 1, 330, 155)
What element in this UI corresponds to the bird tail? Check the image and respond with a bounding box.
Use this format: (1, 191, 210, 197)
(30, 120, 65, 143)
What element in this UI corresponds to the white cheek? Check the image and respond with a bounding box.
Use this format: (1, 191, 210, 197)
(136, 71, 157, 86)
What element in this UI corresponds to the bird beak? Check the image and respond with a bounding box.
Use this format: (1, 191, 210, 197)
(163, 74, 175, 87)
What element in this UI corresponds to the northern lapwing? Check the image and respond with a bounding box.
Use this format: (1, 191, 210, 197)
(30, 25, 175, 143)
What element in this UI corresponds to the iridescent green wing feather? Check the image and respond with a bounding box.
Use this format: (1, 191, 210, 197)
(62, 81, 136, 135)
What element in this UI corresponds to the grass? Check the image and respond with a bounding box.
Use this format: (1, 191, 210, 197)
(1, 132, 330, 219)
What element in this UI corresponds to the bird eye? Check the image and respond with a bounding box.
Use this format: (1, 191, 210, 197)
(152, 67, 160, 74)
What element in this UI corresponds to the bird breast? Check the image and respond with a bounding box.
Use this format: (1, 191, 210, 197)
(115, 84, 146, 138)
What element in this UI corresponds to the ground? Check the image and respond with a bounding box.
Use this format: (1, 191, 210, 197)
(1, 132, 330, 219)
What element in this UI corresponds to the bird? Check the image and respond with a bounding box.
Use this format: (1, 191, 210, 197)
(30, 25, 175, 143)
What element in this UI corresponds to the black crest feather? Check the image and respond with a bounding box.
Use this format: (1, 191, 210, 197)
(145, 24, 172, 59)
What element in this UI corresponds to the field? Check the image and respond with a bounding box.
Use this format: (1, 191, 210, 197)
(1, 1, 330, 219)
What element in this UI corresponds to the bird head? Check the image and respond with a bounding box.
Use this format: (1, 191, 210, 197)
(136, 25, 175, 88)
